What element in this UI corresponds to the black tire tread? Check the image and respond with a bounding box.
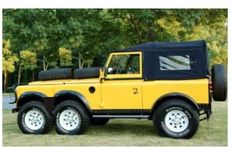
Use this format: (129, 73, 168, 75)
(153, 99, 199, 139)
(73, 67, 100, 79)
(38, 67, 100, 80)
(211, 64, 227, 101)
(54, 100, 90, 135)
(38, 68, 73, 80)
(17, 101, 53, 134)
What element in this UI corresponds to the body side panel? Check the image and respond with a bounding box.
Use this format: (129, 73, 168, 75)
(16, 81, 102, 110)
(142, 78, 209, 109)
(101, 79, 142, 109)
(16, 78, 209, 111)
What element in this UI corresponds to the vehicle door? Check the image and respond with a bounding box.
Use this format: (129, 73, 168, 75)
(101, 52, 143, 110)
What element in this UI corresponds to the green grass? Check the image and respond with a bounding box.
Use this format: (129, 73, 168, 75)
(2, 103, 227, 146)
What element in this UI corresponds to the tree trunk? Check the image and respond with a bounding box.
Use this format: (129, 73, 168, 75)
(32, 70, 35, 81)
(3, 71, 7, 92)
(147, 26, 156, 41)
(129, 14, 142, 44)
(78, 52, 83, 69)
(17, 65, 22, 84)
(43, 55, 46, 71)
(45, 63, 48, 70)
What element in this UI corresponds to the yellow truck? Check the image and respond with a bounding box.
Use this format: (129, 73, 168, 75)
(12, 40, 227, 138)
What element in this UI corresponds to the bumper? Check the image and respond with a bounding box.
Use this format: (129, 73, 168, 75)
(12, 107, 20, 113)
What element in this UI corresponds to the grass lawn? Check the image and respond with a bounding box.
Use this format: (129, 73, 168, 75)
(2, 102, 227, 146)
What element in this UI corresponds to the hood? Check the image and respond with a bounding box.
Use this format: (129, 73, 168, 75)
(28, 78, 100, 85)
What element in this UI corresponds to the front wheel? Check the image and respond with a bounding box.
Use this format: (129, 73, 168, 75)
(17, 101, 53, 134)
(153, 99, 199, 139)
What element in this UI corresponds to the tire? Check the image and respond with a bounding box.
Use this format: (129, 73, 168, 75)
(38, 68, 73, 80)
(91, 118, 109, 125)
(54, 100, 90, 135)
(153, 99, 199, 139)
(17, 101, 53, 134)
(73, 67, 100, 79)
(211, 64, 227, 101)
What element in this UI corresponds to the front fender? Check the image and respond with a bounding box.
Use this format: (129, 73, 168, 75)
(54, 90, 91, 112)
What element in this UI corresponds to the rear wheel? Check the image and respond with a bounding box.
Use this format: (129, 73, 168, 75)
(91, 118, 109, 125)
(17, 101, 53, 134)
(153, 99, 199, 139)
(54, 100, 90, 135)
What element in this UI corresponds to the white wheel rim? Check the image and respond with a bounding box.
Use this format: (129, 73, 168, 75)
(24, 109, 45, 130)
(164, 110, 189, 133)
(59, 108, 81, 131)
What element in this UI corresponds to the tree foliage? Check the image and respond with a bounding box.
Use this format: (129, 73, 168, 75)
(59, 48, 72, 66)
(17, 50, 37, 84)
(19, 50, 37, 71)
(2, 40, 19, 91)
(2, 9, 227, 91)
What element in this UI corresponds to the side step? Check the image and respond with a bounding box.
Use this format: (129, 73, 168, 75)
(92, 115, 150, 119)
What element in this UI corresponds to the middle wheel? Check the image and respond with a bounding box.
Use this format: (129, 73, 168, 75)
(54, 100, 90, 135)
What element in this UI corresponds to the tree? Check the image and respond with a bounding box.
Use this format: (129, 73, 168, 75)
(18, 50, 37, 84)
(2, 9, 227, 87)
(2, 40, 19, 92)
(154, 9, 227, 66)
(59, 48, 72, 66)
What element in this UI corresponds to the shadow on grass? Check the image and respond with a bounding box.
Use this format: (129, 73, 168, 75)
(88, 120, 157, 136)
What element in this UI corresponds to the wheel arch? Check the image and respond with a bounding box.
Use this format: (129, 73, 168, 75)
(150, 93, 200, 118)
(54, 90, 91, 113)
(17, 91, 46, 108)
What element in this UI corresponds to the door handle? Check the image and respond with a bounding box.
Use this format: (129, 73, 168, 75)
(132, 88, 138, 94)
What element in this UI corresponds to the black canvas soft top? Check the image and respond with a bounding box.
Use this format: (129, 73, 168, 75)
(117, 40, 206, 52)
(114, 40, 209, 80)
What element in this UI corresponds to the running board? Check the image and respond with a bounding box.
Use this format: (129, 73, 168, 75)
(92, 115, 150, 119)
